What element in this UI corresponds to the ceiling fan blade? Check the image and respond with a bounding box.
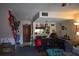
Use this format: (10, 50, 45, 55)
(62, 3, 67, 7)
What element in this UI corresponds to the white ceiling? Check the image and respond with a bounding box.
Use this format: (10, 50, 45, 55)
(0, 3, 79, 21)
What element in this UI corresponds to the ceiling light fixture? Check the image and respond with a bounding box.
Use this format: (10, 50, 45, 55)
(74, 23, 79, 25)
(61, 3, 71, 7)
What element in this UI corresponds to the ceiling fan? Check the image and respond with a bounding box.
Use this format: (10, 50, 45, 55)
(61, 3, 71, 7)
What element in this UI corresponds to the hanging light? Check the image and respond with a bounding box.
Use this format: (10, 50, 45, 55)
(62, 3, 67, 7)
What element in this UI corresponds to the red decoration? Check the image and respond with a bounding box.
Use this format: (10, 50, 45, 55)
(35, 39, 43, 47)
(8, 10, 17, 40)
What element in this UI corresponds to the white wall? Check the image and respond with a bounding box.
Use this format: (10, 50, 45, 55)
(56, 20, 79, 45)
(0, 6, 15, 44)
(60, 21, 75, 40)
(56, 22, 62, 37)
(0, 8, 13, 38)
(40, 11, 74, 20)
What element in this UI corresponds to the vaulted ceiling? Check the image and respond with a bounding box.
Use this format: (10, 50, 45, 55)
(0, 3, 79, 21)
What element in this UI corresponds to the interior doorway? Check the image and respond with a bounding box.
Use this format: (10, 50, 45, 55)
(23, 24, 31, 46)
